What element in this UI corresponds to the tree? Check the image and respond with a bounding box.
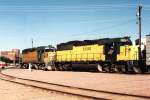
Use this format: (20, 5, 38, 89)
(0, 56, 13, 63)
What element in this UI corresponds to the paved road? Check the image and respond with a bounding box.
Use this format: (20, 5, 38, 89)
(0, 79, 87, 100)
(2, 68, 150, 98)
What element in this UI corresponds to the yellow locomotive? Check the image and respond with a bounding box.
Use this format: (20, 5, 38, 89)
(46, 36, 147, 73)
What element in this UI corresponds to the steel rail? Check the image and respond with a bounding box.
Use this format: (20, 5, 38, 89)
(0, 72, 150, 100)
(0, 72, 107, 100)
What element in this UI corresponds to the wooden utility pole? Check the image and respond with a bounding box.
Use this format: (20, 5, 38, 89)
(137, 5, 142, 59)
(32, 38, 34, 48)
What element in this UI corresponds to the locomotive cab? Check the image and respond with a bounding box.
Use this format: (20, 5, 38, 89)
(105, 37, 132, 62)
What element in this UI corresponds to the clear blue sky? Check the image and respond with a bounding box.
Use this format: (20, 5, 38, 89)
(0, 0, 150, 50)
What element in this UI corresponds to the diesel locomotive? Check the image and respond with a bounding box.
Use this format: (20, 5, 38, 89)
(20, 46, 55, 70)
(20, 35, 150, 73)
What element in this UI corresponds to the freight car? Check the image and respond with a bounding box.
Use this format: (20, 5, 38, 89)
(146, 34, 150, 67)
(20, 46, 55, 70)
(45, 35, 150, 73)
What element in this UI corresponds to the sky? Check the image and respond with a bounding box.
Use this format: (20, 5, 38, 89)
(0, 0, 150, 50)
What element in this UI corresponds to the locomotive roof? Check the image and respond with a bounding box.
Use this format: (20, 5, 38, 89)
(83, 37, 131, 45)
(57, 37, 131, 48)
(22, 48, 37, 53)
(22, 46, 55, 53)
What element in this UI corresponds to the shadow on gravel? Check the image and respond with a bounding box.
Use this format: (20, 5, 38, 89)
(67, 69, 150, 75)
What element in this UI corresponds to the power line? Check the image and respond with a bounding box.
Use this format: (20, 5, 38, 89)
(70, 18, 136, 37)
(1, 3, 150, 14)
(0, 4, 139, 11)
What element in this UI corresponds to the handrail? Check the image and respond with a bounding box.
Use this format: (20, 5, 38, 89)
(57, 53, 104, 61)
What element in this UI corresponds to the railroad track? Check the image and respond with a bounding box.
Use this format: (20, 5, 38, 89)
(0, 68, 150, 100)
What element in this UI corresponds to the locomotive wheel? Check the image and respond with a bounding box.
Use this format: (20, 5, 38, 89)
(114, 65, 121, 73)
(120, 65, 127, 73)
(16, 64, 21, 68)
(53, 64, 60, 71)
(133, 61, 142, 73)
(67, 65, 72, 71)
(133, 66, 142, 73)
(38, 66, 42, 70)
(24, 64, 28, 69)
(41, 66, 45, 70)
(62, 65, 68, 71)
(57, 66, 64, 71)
(97, 64, 103, 72)
(103, 64, 111, 72)
(67, 64, 72, 71)
(47, 66, 52, 71)
(54, 67, 58, 71)
(46, 65, 53, 71)
(68, 67, 72, 71)
(19, 65, 22, 69)
(43, 67, 48, 71)
(51, 66, 55, 71)
(34, 65, 39, 70)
